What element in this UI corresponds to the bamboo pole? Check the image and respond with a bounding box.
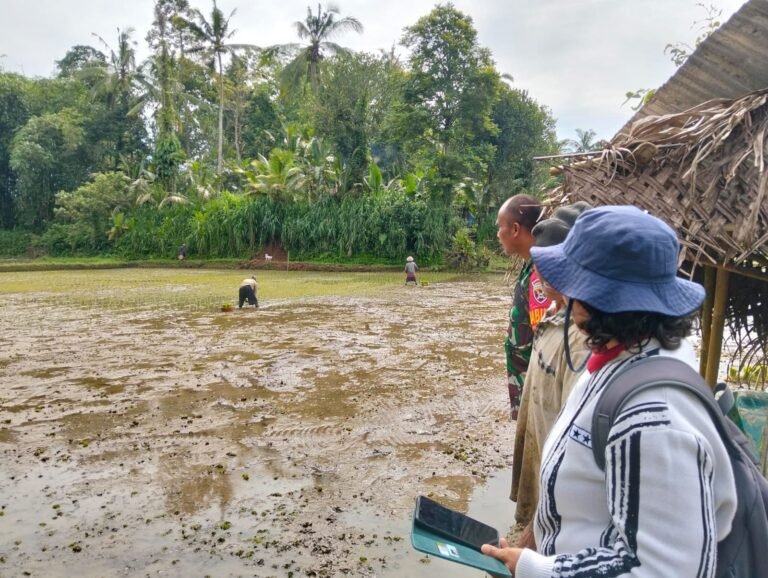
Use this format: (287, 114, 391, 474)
(704, 267, 730, 387)
(531, 144, 683, 162)
(699, 266, 716, 377)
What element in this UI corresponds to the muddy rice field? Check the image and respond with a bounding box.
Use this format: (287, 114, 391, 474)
(0, 269, 518, 577)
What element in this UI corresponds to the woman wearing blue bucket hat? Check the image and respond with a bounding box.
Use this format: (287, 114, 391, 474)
(483, 206, 737, 578)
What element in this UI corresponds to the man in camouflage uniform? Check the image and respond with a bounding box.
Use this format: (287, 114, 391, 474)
(496, 195, 550, 419)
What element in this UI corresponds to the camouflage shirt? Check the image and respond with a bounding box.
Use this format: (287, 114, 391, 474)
(505, 259, 536, 418)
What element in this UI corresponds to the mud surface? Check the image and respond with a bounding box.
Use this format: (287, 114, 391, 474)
(0, 270, 516, 577)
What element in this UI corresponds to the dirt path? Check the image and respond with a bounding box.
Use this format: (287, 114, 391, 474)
(0, 272, 516, 577)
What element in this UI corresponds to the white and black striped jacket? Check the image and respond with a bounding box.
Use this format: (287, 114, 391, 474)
(516, 340, 737, 578)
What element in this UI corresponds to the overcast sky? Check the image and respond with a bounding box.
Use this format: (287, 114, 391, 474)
(0, 0, 748, 140)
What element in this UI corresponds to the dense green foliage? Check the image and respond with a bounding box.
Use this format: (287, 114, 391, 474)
(0, 1, 564, 267)
(85, 193, 455, 262)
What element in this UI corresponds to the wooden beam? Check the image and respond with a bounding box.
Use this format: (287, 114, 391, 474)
(699, 266, 716, 377)
(720, 260, 768, 284)
(532, 151, 604, 161)
(704, 267, 730, 387)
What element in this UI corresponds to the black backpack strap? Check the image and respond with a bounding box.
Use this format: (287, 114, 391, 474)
(564, 299, 590, 373)
(591, 356, 740, 471)
(714, 381, 735, 415)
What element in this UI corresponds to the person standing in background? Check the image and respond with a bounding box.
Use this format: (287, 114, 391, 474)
(404, 256, 419, 286)
(496, 195, 550, 419)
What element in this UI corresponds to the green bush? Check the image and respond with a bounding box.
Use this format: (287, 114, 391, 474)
(40, 222, 104, 256)
(0, 229, 37, 257)
(444, 227, 491, 271)
(474, 212, 499, 248)
(112, 205, 195, 259)
(44, 172, 133, 255)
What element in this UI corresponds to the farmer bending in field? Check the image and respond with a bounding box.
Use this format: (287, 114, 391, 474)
(238, 276, 259, 309)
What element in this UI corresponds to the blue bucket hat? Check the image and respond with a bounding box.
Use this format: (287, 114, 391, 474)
(530, 205, 705, 316)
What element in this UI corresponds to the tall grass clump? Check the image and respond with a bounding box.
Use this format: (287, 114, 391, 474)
(112, 205, 196, 259)
(110, 193, 460, 263)
(282, 196, 457, 262)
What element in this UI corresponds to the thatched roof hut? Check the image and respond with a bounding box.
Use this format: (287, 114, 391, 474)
(543, 0, 768, 385)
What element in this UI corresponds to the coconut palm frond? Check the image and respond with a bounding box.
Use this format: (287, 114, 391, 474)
(279, 51, 310, 95)
(323, 15, 363, 38)
(293, 20, 311, 41)
(273, 3, 362, 95)
(158, 194, 190, 208)
(262, 43, 300, 61)
(320, 41, 348, 57)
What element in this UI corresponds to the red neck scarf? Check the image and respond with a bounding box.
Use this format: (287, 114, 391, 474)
(586, 343, 626, 374)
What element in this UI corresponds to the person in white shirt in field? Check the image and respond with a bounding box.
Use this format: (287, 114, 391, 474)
(238, 276, 259, 309)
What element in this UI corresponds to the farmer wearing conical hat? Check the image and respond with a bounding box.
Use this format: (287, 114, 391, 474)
(404, 256, 419, 286)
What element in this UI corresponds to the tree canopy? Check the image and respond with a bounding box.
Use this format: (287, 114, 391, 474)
(0, 1, 565, 265)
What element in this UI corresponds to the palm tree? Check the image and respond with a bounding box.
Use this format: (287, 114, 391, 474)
(276, 3, 363, 94)
(88, 28, 146, 165)
(178, 1, 255, 173)
(562, 128, 598, 153)
(91, 28, 141, 112)
(146, 0, 186, 137)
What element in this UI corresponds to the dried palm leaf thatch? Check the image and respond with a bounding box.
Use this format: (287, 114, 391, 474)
(545, 89, 768, 385)
(549, 88, 768, 272)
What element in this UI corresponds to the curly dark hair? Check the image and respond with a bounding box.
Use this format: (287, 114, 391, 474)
(575, 300, 696, 353)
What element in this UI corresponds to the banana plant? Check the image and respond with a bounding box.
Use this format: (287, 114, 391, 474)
(107, 211, 134, 241)
(301, 136, 336, 200)
(133, 169, 189, 208)
(238, 149, 307, 202)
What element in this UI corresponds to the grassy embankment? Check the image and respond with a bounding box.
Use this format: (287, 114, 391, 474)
(0, 254, 514, 274)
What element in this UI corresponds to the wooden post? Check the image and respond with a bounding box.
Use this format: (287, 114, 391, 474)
(287, 251, 290, 271)
(704, 267, 730, 387)
(699, 266, 716, 377)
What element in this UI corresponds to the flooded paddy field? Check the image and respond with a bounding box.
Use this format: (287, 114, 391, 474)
(0, 269, 516, 577)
